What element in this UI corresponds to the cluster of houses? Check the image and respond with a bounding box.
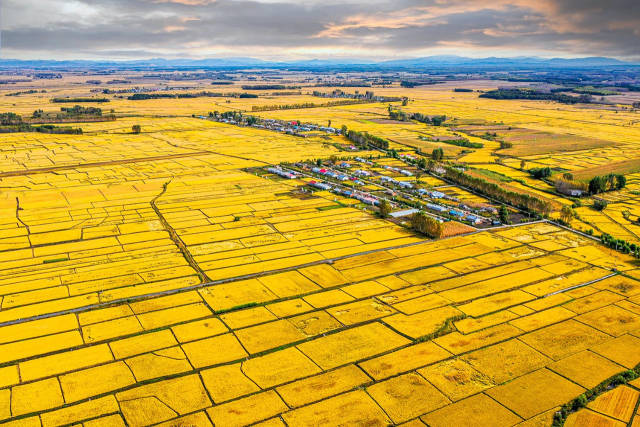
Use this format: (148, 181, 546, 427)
(399, 153, 417, 161)
(266, 167, 300, 179)
(418, 190, 495, 224)
(380, 176, 413, 189)
(417, 189, 446, 199)
(310, 167, 366, 186)
(382, 165, 414, 177)
(255, 119, 341, 136)
(423, 203, 484, 224)
(335, 161, 414, 188)
(273, 160, 500, 227)
(354, 157, 374, 165)
(214, 116, 341, 138)
(308, 181, 381, 206)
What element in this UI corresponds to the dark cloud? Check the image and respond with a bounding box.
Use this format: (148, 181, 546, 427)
(1, 0, 638, 60)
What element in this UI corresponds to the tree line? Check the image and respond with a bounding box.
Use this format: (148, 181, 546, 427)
(241, 85, 300, 90)
(31, 106, 115, 123)
(429, 163, 552, 215)
(388, 107, 447, 126)
(529, 167, 552, 179)
(0, 112, 82, 134)
(51, 97, 109, 103)
(588, 174, 626, 194)
(127, 92, 257, 100)
(480, 88, 593, 104)
(343, 127, 390, 150)
(251, 99, 367, 112)
(601, 233, 640, 258)
(421, 136, 483, 149)
(410, 212, 444, 238)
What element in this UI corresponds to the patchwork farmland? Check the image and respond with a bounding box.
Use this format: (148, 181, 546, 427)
(1, 70, 640, 427)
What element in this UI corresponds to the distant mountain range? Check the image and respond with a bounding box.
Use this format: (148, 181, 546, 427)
(378, 56, 632, 67)
(0, 56, 636, 70)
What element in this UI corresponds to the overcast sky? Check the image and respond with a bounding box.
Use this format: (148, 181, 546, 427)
(1, 0, 638, 61)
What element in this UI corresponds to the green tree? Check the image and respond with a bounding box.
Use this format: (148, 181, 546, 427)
(589, 176, 607, 194)
(499, 205, 510, 224)
(593, 199, 608, 211)
(431, 115, 446, 126)
(132, 124, 141, 134)
(432, 148, 444, 161)
(0, 112, 22, 125)
(379, 199, 391, 218)
(616, 174, 626, 190)
(529, 167, 551, 179)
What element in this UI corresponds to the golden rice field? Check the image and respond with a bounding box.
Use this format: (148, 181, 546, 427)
(1, 74, 640, 426)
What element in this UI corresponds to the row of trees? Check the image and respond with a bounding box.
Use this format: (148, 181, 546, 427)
(0, 124, 82, 134)
(430, 164, 553, 215)
(479, 88, 592, 104)
(410, 212, 444, 238)
(0, 112, 22, 125)
(241, 85, 299, 90)
(51, 97, 109, 103)
(588, 174, 626, 194)
(554, 173, 625, 197)
(58, 105, 103, 116)
(251, 99, 364, 112)
(412, 113, 447, 126)
(128, 92, 257, 100)
(343, 127, 390, 150)
(601, 233, 640, 258)
(0, 112, 83, 134)
(422, 136, 483, 149)
(529, 167, 552, 179)
(388, 107, 447, 126)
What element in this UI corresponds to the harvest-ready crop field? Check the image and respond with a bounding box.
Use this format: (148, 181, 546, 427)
(1, 72, 640, 426)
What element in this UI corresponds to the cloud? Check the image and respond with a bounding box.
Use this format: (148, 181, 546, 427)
(0, 0, 638, 60)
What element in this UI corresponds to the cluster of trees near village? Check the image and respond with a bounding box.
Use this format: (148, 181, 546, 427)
(387, 107, 447, 126)
(480, 88, 593, 104)
(429, 163, 553, 215)
(0, 112, 82, 134)
(342, 126, 390, 150)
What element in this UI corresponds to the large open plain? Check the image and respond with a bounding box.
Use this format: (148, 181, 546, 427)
(1, 71, 640, 427)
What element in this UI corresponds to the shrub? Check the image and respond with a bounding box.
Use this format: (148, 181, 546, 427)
(593, 199, 608, 211)
(529, 167, 552, 179)
(379, 199, 391, 218)
(499, 205, 510, 224)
